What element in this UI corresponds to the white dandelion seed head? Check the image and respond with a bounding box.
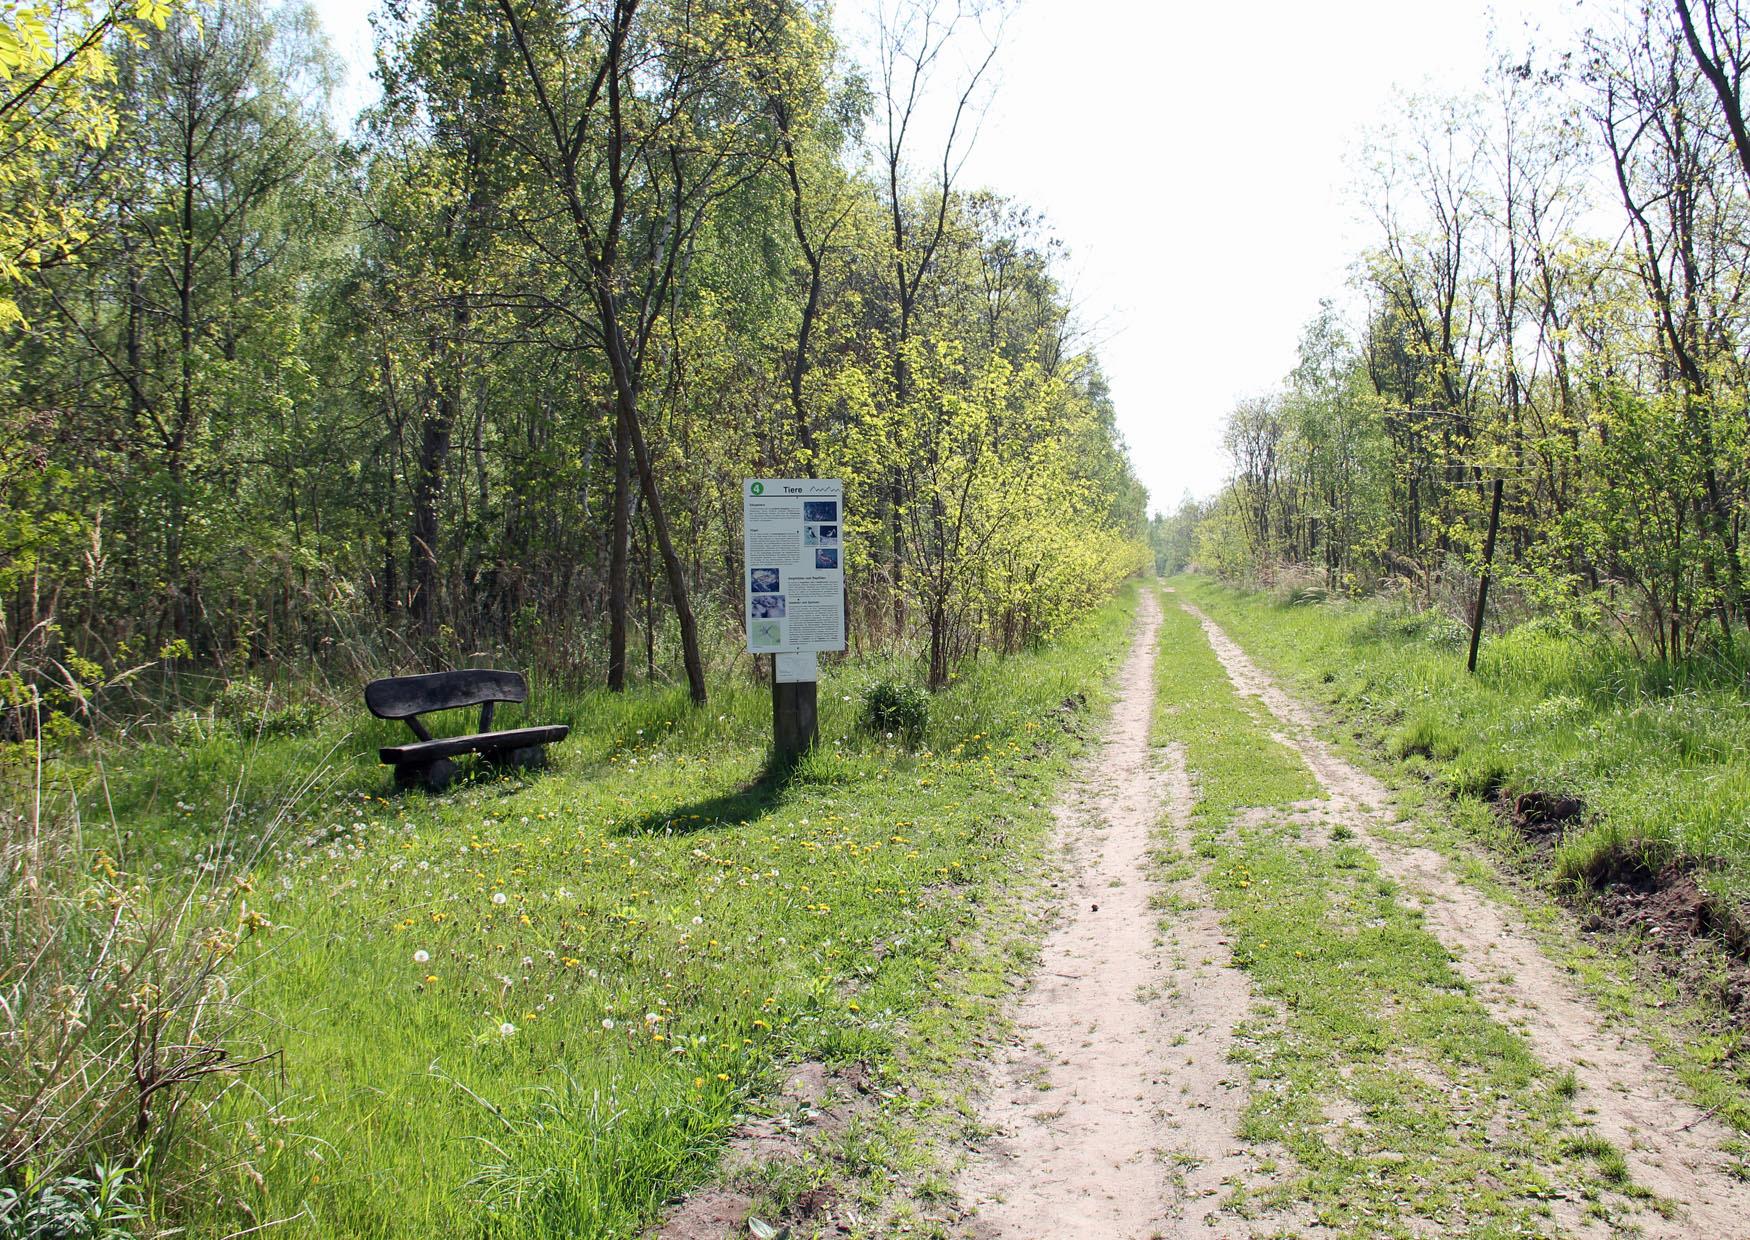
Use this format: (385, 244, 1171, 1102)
(413, 950, 429, 964)
(491, 892, 507, 905)
(499, 1022, 516, 1037)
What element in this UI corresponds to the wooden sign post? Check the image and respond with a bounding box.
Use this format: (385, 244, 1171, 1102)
(772, 652, 819, 761)
(743, 479, 845, 763)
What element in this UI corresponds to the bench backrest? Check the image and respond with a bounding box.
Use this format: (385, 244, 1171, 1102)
(365, 670, 528, 720)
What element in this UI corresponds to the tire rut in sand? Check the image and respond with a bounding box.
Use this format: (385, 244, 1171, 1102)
(1177, 597, 1750, 1237)
(959, 588, 1260, 1237)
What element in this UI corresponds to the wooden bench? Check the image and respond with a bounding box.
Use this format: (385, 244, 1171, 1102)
(365, 669, 569, 791)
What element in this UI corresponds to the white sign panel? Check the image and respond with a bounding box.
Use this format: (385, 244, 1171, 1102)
(744, 478, 845, 654)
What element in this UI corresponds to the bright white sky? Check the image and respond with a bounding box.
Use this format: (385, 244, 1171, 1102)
(308, 0, 1590, 514)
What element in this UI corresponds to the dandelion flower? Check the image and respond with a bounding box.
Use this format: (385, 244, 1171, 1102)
(499, 1022, 516, 1037)
(413, 950, 430, 964)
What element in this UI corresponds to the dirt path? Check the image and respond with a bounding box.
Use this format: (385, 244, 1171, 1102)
(1178, 596, 1750, 1237)
(959, 589, 1258, 1237)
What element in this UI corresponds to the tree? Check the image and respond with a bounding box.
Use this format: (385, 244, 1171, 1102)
(15, 0, 338, 653)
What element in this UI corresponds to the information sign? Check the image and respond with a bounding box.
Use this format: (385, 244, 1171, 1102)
(743, 478, 845, 655)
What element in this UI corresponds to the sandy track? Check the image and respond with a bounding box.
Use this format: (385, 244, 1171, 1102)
(1178, 597, 1750, 1237)
(959, 589, 1258, 1237)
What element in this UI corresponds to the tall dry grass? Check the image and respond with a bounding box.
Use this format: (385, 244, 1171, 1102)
(2, 678, 287, 1233)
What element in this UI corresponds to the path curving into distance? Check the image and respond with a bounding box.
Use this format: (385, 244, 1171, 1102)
(957, 586, 1750, 1239)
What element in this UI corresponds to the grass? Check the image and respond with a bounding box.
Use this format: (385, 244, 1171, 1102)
(1149, 588, 1652, 1235)
(1169, 572, 1750, 1173)
(1166, 575, 1750, 910)
(53, 585, 1140, 1237)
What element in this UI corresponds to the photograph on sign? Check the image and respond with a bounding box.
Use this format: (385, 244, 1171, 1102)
(743, 479, 846, 655)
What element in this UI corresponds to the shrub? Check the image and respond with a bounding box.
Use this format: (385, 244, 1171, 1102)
(859, 679, 929, 743)
(0, 1163, 142, 1240)
(211, 677, 324, 738)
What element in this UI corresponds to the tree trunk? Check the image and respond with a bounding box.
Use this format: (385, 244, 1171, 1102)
(408, 395, 453, 641)
(607, 410, 632, 691)
(596, 291, 708, 704)
(927, 599, 949, 691)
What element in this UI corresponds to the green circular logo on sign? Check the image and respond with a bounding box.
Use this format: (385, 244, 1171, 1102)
(750, 481, 764, 495)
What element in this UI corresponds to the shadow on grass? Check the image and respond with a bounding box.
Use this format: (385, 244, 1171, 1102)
(616, 754, 808, 836)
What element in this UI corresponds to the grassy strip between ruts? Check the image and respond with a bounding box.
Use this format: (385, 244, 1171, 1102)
(1150, 587, 1657, 1237)
(1169, 573, 1750, 1155)
(125, 585, 1142, 1238)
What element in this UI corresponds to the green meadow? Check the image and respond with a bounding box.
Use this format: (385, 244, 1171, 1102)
(49, 589, 1139, 1237)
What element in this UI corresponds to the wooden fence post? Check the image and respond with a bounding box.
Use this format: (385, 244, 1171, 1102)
(1467, 477, 1505, 675)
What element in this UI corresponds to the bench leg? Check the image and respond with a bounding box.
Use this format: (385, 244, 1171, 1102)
(491, 745, 546, 771)
(394, 758, 456, 792)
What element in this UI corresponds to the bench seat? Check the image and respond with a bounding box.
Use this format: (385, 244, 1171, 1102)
(379, 724, 570, 765)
